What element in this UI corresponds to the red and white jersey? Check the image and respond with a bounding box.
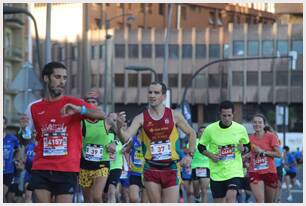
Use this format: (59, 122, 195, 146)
(28, 96, 93, 172)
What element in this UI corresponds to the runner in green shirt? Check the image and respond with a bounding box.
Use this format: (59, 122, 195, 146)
(79, 90, 118, 203)
(191, 125, 210, 203)
(198, 101, 250, 203)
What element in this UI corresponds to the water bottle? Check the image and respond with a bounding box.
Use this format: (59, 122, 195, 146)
(22, 126, 32, 139)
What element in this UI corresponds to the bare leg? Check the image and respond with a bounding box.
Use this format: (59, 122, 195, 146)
(250, 181, 265, 203)
(33, 189, 52, 203)
(161, 185, 180, 203)
(264, 185, 276, 203)
(144, 181, 162, 202)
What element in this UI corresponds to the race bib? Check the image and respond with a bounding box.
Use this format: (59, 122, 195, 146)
(254, 155, 269, 171)
(133, 150, 143, 166)
(43, 132, 68, 156)
(185, 167, 192, 176)
(85, 144, 103, 162)
(219, 145, 235, 161)
(196, 168, 208, 177)
(150, 140, 171, 161)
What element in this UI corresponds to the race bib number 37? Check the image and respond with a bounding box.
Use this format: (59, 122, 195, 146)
(150, 140, 171, 161)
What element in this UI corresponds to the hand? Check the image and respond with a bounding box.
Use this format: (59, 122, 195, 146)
(61, 103, 81, 117)
(210, 154, 220, 163)
(252, 145, 265, 154)
(237, 144, 244, 153)
(107, 142, 116, 153)
(116, 111, 127, 129)
(181, 154, 192, 167)
(19, 116, 29, 129)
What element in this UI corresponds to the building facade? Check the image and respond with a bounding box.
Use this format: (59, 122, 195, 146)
(4, 3, 303, 132)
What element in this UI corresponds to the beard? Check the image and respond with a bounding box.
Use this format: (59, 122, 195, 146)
(48, 84, 64, 98)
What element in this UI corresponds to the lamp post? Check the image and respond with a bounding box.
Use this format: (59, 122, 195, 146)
(125, 65, 158, 81)
(180, 54, 297, 143)
(103, 13, 135, 113)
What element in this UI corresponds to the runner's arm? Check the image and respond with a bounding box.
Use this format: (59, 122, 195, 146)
(263, 145, 281, 158)
(61, 103, 106, 120)
(173, 110, 196, 155)
(198, 144, 219, 162)
(118, 114, 143, 143)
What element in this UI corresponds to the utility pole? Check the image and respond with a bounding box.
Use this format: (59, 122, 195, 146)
(45, 3, 51, 64)
(163, 4, 173, 87)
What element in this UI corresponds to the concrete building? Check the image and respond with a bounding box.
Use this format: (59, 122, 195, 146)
(3, 3, 30, 126)
(3, 3, 303, 132)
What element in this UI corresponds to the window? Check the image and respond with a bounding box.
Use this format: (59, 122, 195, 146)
(181, 74, 192, 87)
(262, 40, 273, 56)
(58, 47, 65, 61)
(128, 73, 138, 87)
(148, 3, 153, 14)
(115, 74, 124, 87)
(208, 74, 220, 87)
(209, 44, 220, 58)
(233, 40, 244, 56)
(292, 40, 303, 54)
(141, 74, 152, 86)
(276, 71, 288, 86)
(91, 45, 95, 59)
(71, 45, 77, 60)
(181, 6, 187, 20)
(140, 4, 145, 13)
(155, 44, 164, 58)
(128, 44, 139, 58)
(71, 74, 77, 88)
(115, 44, 125, 58)
(291, 71, 302, 86)
(232, 71, 244, 86)
(91, 74, 99, 87)
(223, 44, 229, 58)
(247, 40, 259, 56)
(196, 44, 206, 59)
(99, 74, 103, 87)
(142, 44, 152, 58)
(261, 71, 273, 86)
(209, 11, 215, 24)
(182, 44, 192, 58)
(247, 71, 258, 86)
(168, 73, 178, 87)
(276, 40, 288, 56)
(195, 73, 205, 88)
(99, 45, 104, 59)
(159, 4, 164, 15)
(169, 44, 179, 59)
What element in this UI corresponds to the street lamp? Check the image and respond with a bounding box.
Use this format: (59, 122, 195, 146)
(180, 54, 297, 144)
(125, 65, 158, 81)
(103, 13, 134, 113)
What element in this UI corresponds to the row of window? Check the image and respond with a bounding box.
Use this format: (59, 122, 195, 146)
(71, 71, 302, 89)
(67, 40, 301, 61)
(55, 39, 302, 62)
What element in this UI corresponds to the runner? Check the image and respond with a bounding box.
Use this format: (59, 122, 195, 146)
(104, 137, 123, 203)
(3, 116, 19, 203)
(248, 114, 281, 203)
(24, 61, 112, 203)
(191, 125, 210, 203)
(117, 81, 196, 203)
(198, 100, 250, 203)
(79, 90, 117, 203)
(124, 131, 149, 203)
(283, 145, 298, 202)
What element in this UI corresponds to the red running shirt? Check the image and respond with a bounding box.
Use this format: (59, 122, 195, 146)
(248, 132, 279, 174)
(29, 96, 93, 172)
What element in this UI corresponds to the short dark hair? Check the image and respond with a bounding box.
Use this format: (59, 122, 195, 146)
(253, 113, 267, 125)
(219, 100, 234, 112)
(42, 61, 67, 79)
(284, 145, 290, 152)
(150, 81, 167, 94)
